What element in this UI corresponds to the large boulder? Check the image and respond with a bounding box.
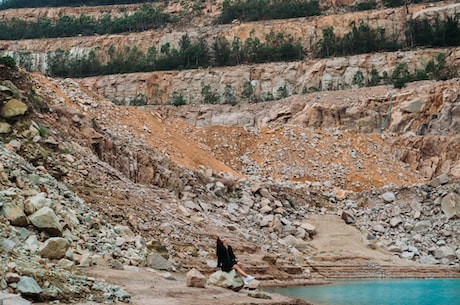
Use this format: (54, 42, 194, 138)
(1, 98, 27, 118)
(186, 268, 206, 288)
(146, 252, 172, 271)
(0, 292, 32, 305)
(2, 202, 28, 226)
(16, 276, 43, 295)
(28, 207, 62, 237)
(208, 270, 244, 291)
(440, 192, 460, 219)
(38, 237, 70, 260)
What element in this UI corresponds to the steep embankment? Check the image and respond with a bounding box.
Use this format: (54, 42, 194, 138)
(1, 61, 460, 305)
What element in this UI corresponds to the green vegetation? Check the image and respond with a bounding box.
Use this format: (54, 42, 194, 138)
(315, 21, 400, 58)
(112, 93, 148, 105)
(0, 5, 172, 40)
(241, 80, 255, 102)
(169, 92, 187, 106)
(276, 86, 288, 99)
(390, 53, 457, 88)
(45, 31, 304, 77)
(352, 70, 365, 87)
(0, 0, 155, 10)
(351, 1, 377, 12)
(217, 0, 321, 24)
(201, 85, 220, 104)
(0, 55, 17, 69)
(223, 84, 237, 105)
(406, 15, 460, 48)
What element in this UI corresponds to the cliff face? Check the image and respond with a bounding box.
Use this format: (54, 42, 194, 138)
(1, 3, 459, 75)
(75, 47, 460, 105)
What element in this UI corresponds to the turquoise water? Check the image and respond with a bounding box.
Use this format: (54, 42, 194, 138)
(270, 279, 460, 305)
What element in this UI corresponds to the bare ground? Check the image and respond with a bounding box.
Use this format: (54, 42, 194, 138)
(35, 213, 449, 305)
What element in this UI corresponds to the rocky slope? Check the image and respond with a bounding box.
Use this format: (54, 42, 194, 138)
(1, 64, 460, 304)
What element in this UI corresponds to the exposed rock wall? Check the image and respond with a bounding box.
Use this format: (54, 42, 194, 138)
(1, 3, 458, 74)
(75, 47, 460, 105)
(151, 78, 460, 180)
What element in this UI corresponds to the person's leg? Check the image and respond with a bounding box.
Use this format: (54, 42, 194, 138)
(232, 262, 249, 277)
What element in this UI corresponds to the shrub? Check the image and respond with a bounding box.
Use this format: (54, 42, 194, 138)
(241, 80, 254, 101)
(352, 70, 365, 87)
(0, 55, 17, 69)
(129, 94, 148, 106)
(352, 1, 377, 11)
(201, 85, 220, 104)
(368, 67, 381, 86)
(169, 92, 187, 107)
(392, 62, 411, 88)
(223, 84, 237, 105)
(276, 86, 289, 99)
(217, 0, 321, 24)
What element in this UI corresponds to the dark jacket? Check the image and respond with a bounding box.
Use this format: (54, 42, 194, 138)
(216, 238, 237, 272)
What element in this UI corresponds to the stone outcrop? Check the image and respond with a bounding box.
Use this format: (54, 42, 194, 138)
(208, 270, 244, 291)
(74, 47, 460, 106)
(1, 3, 459, 78)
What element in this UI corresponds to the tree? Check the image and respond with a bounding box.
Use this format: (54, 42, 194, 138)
(241, 80, 254, 102)
(368, 67, 381, 86)
(212, 36, 231, 66)
(352, 70, 365, 87)
(223, 84, 237, 105)
(392, 62, 411, 88)
(201, 85, 220, 104)
(316, 27, 336, 57)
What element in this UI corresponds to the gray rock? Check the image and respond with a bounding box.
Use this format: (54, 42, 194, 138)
(0, 121, 11, 133)
(260, 205, 273, 214)
(434, 246, 456, 260)
(1, 202, 28, 226)
(28, 207, 62, 236)
(38, 237, 71, 259)
(16, 276, 43, 295)
(300, 222, 316, 235)
(387, 245, 401, 252)
(400, 251, 415, 260)
(24, 193, 50, 215)
(186, 268, 206, 288)
(440, 192, 460, 219)
(146, 252, 172, 271)
(341, 210, 355, 224)
(208, 270, 244, 291)
(400, 98, 426, 113)
(0, 292, 32, 305)
(413, 220, 432, 232)
(0, 238, 16, 253)
(260, 214, 273, 227)
(57, 258, 75, 270)
(1, 98, 28, 118)
(259, 188, 275, 201)
(372, 224, 386, 233)
(390, 217, 403, 227)
(429, 174, 449, 187)
(381, 192, 396, 203)
(419, 255, 439, 265)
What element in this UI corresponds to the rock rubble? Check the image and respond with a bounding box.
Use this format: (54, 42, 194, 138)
(339, 175, 460, 266)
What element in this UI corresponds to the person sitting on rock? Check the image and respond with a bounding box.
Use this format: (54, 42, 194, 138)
(216, 237, 255, 285)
